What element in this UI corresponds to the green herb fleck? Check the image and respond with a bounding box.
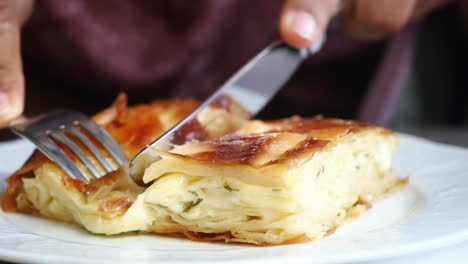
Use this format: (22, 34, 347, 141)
(355, 165, 360, 170)
(183, 198, 203, 213)
(224, 184, 239, 192)
(316, 166, 325, 177)
(156, 204, 168, 209)
(272, 188, 282, 192)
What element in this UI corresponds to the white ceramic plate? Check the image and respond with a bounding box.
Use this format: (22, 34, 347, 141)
(0, 134, 468, 264)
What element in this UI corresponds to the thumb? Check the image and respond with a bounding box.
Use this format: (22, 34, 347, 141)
(279, 0, 341, 48)
(0, 0, 25, 126)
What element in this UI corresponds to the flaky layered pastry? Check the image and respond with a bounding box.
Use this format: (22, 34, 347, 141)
(2, 94, 405, 245)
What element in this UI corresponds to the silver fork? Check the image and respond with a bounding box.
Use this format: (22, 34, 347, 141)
(9, 110, 126, 182)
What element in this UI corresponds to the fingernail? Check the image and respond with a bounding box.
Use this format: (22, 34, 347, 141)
(285, 10, 317, 40)
(0, 92, 9, 111)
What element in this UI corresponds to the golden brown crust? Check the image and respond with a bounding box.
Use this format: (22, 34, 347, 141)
(261, 116, 370, 133)
(2, 151, 47, 212)
(151, 225, 311, 246)
(98, 197, 133, 217)
(239, 116, 390, 140)
(165, 116, 384, 168)
(96, 93, 199, 156)
(61, 168, 122, 194)
(168, 133, 329, 168)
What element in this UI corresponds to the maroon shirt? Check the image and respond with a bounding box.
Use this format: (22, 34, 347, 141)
(22, 0, 414, 123)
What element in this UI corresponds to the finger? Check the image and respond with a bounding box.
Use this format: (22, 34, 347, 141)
(341, 0, 417, 41)
(0, 0, 25, 126)
(17, 0, 34, 25)
(279, 0, 341, 48)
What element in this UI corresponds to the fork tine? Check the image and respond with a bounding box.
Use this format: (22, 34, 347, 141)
(34, 135, 90, 182)
(79, 121, 126, 165)
(50, 131, 101, 178)
(9, 110, 126, 182)
(67, 126, 115, 173)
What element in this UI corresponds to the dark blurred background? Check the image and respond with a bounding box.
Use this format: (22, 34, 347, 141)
(392, 2, 468, 145)
(15, 1, 468, 147)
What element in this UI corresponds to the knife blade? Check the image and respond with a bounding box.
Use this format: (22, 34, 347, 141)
(128, 35, 326, 182)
